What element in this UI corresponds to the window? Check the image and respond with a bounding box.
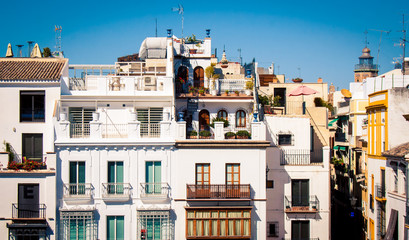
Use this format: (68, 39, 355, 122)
(196, 164, 210, 185)
(60, 211, 96, 240)
(186, 209, 251, 238)
(217, 110, 228, 120)
(137, 108, 163, 137)
(20, 91, 45, 122)
(107, 216, 124, 240)
(18, 184, 39, 218)
(235, 110, 246, 128)
(278, 134, 292, 145)
(226, 164, 240, 185)
(267, 222, 278, 237)
(291, 220, 309, 240)
(22, 133, 43, 162)
(69, 107, 95, 138)
(267, 180, 274, 189)
(137, 210, 171, 240)
(292, 179, 309, 207)
(145, 161, 161, 194)
(69, 161, 86, 195)
(108, 162, 124, 194)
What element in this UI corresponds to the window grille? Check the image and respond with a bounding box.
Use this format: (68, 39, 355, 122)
(136, 108, 163, 138)
(137, 210, 172, 240)
(60, 211, 97, 240)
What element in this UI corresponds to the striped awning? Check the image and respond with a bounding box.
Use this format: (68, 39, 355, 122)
(334, 146, 347, 151)
(328, 118, 338, 127)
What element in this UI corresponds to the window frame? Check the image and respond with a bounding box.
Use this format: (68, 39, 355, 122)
(196, 163, 210, 185)
(20, 90, 45, 122)
(267, 221, 279, 237)
(226, 164, 240, 185)
(235, 110, 246, 128)
(278, 134, 293, 146)
(217, 110, 228, 121)
(22, 133, 43, 162)
(186, 208, 251, 238)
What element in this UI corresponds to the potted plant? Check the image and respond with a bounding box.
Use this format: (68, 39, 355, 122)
(189, 86, 198, 96)
(199, 89, 205, 96)
(209, 117, 229, 128)
(199, 130, 211, 139)
(292, 78, 303, 83)
(225, 132, 236, 139)
(245, 80, 254, 96)
(224, 90, 229, 96)
(234, 90, 240, 96)
(236, 130, 251, 139)
(187, 130, 198, 139)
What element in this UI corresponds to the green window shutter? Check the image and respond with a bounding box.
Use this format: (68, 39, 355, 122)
(146, 162, 154, 183)
(78, 219, 85, 239)
(147, 219, 153, 238)
(108, 162, 115, 183)
(154, 219, 161, 239)
(154, 162, 161, 183)
(116, 216, 124, 240)
(70, 219, 77, 240)
(107, 216, 115, 240)
(69, 162, 77, 184)
(116, 162, 123, 183)
(78, 162, 86, 184)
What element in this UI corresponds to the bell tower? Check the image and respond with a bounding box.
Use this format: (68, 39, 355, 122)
(354, 47, 378, 82)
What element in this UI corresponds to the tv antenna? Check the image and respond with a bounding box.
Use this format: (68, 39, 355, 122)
(55, 25, 62, 52)
(172, 4, 184, 38)
(369, 29, 391, 66)
(238, 48, 242, 65)
(364, 29, 369, 47)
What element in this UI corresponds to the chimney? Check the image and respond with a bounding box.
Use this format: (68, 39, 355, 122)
(317, 77, 323, 83)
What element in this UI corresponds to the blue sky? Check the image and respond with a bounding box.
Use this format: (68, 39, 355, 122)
(1, 0, 408, 89)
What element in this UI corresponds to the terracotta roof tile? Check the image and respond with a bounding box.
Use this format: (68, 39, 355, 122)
(382, 142, 409, 158)
(0, 58, 67, 81)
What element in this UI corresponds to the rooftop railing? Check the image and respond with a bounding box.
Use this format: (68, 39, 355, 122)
(355, 63, 379, 70)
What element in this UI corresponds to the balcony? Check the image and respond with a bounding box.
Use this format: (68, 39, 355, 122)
(335, 132, 347, 142)
(355, 63, 379, 70)
(140, 183, 170, 202)
(186, 184, 251, 200)
(284, 195, 320, 213)
(63, 183, 93, 202)
(101, 183, 131, 202)
(375, 184, 386, 202)
(280, 149, 322, 165)
(12, 204, 46, 219)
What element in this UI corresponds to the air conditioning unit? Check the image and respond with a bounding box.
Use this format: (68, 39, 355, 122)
(144, 76, 157, 86)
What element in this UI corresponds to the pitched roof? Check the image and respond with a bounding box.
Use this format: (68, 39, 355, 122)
(0, 58, 67, 81)
(382, 142, 409, 158)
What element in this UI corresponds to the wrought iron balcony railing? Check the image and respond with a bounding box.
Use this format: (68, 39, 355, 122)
(375, 184, 386, 200)
(63, 183, 93, 199)
(284, 195, 320, 212)
(140, 183, 170, 198)
(102, 183, 131, 198)
(12, 203, 46, 219)
(186, 184, 251, 199)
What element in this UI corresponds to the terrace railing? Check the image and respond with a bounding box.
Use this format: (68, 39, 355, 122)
(186, 184, 251, 199)
(12, 203, 46, 219)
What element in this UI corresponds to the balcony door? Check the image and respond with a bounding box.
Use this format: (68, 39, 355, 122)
(108, 161, 124, 194)
(196, 164, 210, 198)
(199, 110, 210, 131)
(226, 164, 240, 198)
(291, 220, 309, 240)
(292, 179, 309, 207)
(146, 161, 161, 194)
(18, 184, 39, 218)
(194, 66, 204, 88)
(69, 161, 85, 195)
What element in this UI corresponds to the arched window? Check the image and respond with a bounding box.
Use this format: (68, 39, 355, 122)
(194, 66, 204, 88)
(236, 110, 246, 128)
(217, 110, 228, 121)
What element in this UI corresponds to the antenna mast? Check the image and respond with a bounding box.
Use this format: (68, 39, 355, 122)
(172, 4, 184, 38)
(369, 29, 391, 67)
(55, 25, 62, 53)
(155, 18, 158, 37)
(238, 48, 242, 65)
(402, 14, 407, 75)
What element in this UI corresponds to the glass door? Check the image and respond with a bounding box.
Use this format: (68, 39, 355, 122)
(146, 162, 161, 194)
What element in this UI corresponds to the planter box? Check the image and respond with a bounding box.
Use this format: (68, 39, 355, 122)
(237, 136, 249, 139)
(188, 136, 198, 139)
(189, 49, 197, 54)
(199, 136, 211, 139)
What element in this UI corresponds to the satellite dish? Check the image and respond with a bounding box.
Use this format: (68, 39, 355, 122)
(341, 89, 352, 98)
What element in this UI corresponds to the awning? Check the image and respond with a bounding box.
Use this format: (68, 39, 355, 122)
(328, 118, 338, 127)
(384, 209, 398, 240)
(333, 146, 347, 151)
